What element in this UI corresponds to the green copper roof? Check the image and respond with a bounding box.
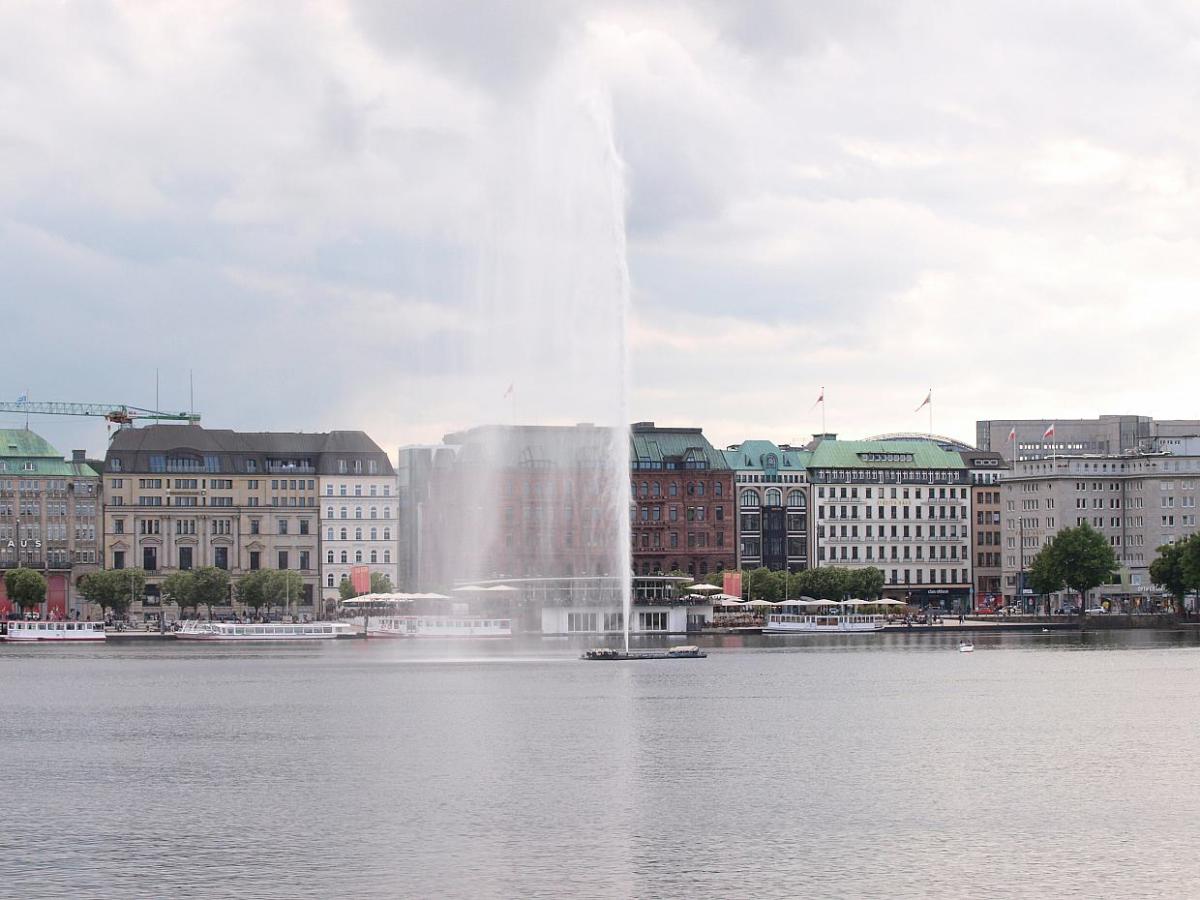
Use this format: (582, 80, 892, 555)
(630, 426, 729, 469)
(0, 429, 61, 458)
(807, 439, 967, 470)
(722, 440, 811, 472)
(0, 429, 98, 478)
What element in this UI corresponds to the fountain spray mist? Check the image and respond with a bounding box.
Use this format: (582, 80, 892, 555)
(431, 47, 632, 648)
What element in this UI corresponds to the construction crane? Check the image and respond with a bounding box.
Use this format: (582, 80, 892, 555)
(0, 401, 201, 426)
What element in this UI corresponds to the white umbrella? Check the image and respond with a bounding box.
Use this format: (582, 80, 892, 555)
(452, 585, 485, 592)
(413, 592, 451, 600)
(684, 583, 722, 593)
(481, 585, 518, 592)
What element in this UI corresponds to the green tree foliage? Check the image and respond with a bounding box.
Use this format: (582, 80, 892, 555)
(1028, 524, 1118, 617)
(4, 567, 47, 614)
(237, 570, 270, 616)
(264, 570, 304, 614)
(191, 567, 231, 615)
(161, 571, 196, 619)
(1026, 546, 1065, 615)
(339, 576, 358, 601)
(79, 569, 146, 619)
(1152, 535, 1200, 613)
(370, 572, 393, 594)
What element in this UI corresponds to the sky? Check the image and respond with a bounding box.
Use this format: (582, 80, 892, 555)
(4, 0, 1200, 459)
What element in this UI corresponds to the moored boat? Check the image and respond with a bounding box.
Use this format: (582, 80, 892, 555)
(763, 599, 885, 634)
(582, 645, 706, 660)
(1, 620, 107, 642)
(172, 621, 352, 642)
(366, 615, 512, 639)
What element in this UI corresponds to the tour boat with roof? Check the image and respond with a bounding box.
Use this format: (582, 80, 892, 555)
(1, 620, 107, 642)
(366, 615, 513, 639)
(762, 599, 886, 634)
(172, 620, 352, 641)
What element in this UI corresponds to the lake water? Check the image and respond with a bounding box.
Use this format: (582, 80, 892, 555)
(4, 629, 1200, 899)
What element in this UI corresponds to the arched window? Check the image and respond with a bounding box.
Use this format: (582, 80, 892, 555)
(639, 482, 649, 498)
(355, 507, 363, 519)
(326, 528, 333, 541)
(326, 550, 333, 564)
(669, 483, 678, 497)
(370, 550, 378, 563)
(741, 490, 761, 508)
(326, 574, 334, 587)
(714, 482, 723, 496)
(787, 490, 805, 507)
(326, 507, 334, 519)
(339, 507, 347, 519)
(765, 488, 782, 506)
(370, 507, 377, 519)
(383, 507, 391, 519)
(370, 528, 377, 540)
(384, 550, 391, 563)
(354, 550, 363, 563)
(340, 551, 348, 564)
(651, 482, 661, 497)
(383, 528, 391, 540)
(340, 528, 347, 541)
(355, 528, 362, 541)
(697, 482, 705, 497)
(325, 485, 333, 496)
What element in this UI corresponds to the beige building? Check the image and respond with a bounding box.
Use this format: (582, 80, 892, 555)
(1000, 453, 1200, 608)
(103, 426, 390, 620)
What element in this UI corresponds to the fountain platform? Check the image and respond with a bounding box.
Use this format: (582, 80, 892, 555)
(582, 646, 706, 661)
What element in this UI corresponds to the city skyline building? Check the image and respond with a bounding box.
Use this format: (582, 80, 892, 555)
(0, 429, 100, 618)
(722, 439, 810, 573)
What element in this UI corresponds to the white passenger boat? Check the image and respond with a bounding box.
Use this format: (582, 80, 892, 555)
(762, 599, 884, 634)
(1, 620, 107, 642)
(367, 615, 512, 639)
(172, 621, 352, 642)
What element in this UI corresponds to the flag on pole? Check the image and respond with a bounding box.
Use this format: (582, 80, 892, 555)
(810, 387, 824, 410)
(16, 393, 28, 405)
(915, 390, 931, 412)
(1043, 423, 1055, 439)
(1007, 427, 1016, 443)
(503, 383, 514, 399)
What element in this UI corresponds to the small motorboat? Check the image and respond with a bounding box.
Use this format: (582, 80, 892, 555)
(958, 641, 975, 653)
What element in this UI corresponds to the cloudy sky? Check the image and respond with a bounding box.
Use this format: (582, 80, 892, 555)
(4, 1, 1200, 459)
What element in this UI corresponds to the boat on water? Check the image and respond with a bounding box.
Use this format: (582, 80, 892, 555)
(763, 599, 885, 634)
(958, 641, 975, 653)
(1, 621, 107, 642)
(582, 645, 706, 660)
(366, 615, 512, 639)
(172, 621, 352, 642)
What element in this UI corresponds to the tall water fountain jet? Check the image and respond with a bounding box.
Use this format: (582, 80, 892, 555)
(424, 50, 633, 649)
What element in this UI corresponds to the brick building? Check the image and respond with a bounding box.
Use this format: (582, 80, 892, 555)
(630, 423, 733, 578)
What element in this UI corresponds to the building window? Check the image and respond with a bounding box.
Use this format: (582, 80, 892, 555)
(355, 528, 362, 541)
(278, 519, 288, 535)
(278, 551, 289, 570)
(370, 550, 378, 563)
(327, 574, 334, 587)
(249, 551, 261, 571)
(214, 547, 228, 570)
(143, 547, 157, 571)
(354, 551, 363, 563)
(179, 547, 193, 571)
(327, 550, 334, 564)
(383, 528, 391, 540)
(299, 520, 309, 535)
(113, 550, 125, 570)
(340, 551, 348, 564)
(299, 551, 310, 571)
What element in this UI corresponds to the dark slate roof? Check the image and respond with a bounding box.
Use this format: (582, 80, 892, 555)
(105, 425, 393, 475)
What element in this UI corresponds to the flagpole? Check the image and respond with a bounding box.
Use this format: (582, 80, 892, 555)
(928, 387, 933, 439)
(821, 386, 826, 436)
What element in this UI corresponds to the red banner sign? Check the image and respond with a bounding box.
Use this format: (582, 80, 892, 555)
(723, 571, 742, 599)
(351, 565, 371, 594)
